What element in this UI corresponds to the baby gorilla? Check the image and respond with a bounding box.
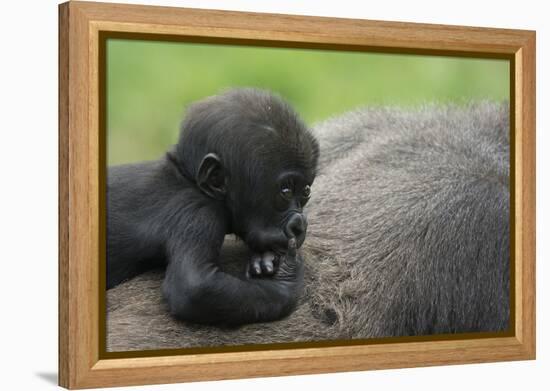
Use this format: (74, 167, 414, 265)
(106, 88, 319, 325)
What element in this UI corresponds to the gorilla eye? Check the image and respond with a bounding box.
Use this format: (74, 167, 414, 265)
(300, 185, 311, 207)
(281, 186, 294, 200)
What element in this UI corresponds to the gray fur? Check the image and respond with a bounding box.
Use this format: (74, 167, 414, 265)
(107, 102, 510, 351)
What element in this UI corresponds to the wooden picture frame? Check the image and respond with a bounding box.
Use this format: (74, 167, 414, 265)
(58, 1, 536, 389)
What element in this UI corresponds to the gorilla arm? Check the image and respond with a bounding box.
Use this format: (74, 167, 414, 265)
(161, 206, 303, 325)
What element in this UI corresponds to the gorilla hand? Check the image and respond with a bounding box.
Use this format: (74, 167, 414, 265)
(273, 238, 301, 281)
(248, 251, 279, 277)
(247, 238, 300, 279)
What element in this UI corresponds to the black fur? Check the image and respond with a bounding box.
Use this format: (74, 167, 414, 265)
(107, 88, 319, 325)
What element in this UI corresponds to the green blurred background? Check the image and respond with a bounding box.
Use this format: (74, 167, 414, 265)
(107, 39, 509, 165)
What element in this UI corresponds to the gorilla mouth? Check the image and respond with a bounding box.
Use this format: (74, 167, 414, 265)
(244, 228, 306, 256)
(244, 230, 293, 255)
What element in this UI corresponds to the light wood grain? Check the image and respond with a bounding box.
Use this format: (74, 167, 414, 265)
(58, 1, 536, 388)
(517, 35, 536, 354)
(58, 3, 70, 387)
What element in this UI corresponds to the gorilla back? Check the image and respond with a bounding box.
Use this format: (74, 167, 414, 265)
(306, 101, 510, 336)
(107, 88, 319, 326)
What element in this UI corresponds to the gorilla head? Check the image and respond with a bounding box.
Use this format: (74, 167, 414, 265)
(175, 88, 319, 257)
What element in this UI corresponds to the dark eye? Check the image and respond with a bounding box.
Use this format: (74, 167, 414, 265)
(281, 185, 294, 200)
(301, 185, 311, 206)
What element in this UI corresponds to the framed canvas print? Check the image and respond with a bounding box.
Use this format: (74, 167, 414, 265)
(58, 1, 536, 389)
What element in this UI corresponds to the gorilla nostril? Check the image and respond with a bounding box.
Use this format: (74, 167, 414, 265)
(286, 214, 305, 238)
(291, 223, 303, 237)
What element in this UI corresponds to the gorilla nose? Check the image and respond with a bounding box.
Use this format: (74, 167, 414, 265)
(285, 214, 306, 239)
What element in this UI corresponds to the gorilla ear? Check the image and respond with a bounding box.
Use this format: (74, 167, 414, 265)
(197, 153, 227, 200)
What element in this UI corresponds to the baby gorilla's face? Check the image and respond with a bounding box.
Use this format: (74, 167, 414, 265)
(229, 169, 313, 277)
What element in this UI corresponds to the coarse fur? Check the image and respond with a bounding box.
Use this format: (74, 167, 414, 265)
(107, 88, 319, 326)
(107, 101, 509, 351)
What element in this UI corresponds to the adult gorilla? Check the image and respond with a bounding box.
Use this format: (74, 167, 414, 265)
(107, 101, 510, 351)
(107, 88, 319, 325)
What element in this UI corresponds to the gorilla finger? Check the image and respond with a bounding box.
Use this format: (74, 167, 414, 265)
(250, 254, 262, 276)
(261, 251, 276, 275)
(287, 238, 297, 258)
(272, 254, 281, 268)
